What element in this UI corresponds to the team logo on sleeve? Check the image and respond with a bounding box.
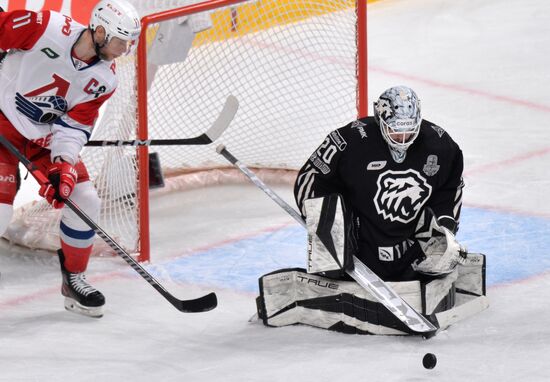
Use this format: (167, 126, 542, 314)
(374, 170, 432, 223)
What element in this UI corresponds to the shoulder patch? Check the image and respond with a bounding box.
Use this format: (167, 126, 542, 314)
(329, 130, 347, 151)
(431, 124, 446, 137)
(351, 119, 367, 139)
(422, 155, 440, 176)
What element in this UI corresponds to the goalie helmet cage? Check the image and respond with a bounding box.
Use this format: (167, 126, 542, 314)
(6, 0, 368, 262)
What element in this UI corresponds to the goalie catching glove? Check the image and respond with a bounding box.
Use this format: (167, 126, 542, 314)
(39, 159, 77, 209)
(413, 208, 467, 276)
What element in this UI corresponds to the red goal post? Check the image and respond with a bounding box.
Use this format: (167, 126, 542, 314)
(6, 0, 368, 262)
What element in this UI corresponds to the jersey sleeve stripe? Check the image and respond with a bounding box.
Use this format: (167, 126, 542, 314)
(54, 117, 92, 140)
(452, 178, 464, 220)
(295, 165, 318, 214)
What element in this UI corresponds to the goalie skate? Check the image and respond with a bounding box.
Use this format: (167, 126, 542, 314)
(58, 250, 105, 318)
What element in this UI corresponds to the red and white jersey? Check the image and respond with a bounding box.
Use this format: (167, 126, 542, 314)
(0, 10, 117, 164)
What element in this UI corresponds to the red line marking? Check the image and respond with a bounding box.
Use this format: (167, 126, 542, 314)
(370, 66, 550, 113)
(490, 269, 550, 290)
(0, 272, 120, 309)
(464, 146, 550, 177)
(240, 34, 550, 113)
(463, 202, 550, 219)
(0, 221, 298, 309)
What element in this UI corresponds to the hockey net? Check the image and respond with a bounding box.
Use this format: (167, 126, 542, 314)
(5, 0, 367, 261)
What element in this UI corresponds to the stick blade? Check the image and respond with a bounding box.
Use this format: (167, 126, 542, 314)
(171, 292, 218, 313)
(204, 95, 239, 143)
(349, 256, 438, 334)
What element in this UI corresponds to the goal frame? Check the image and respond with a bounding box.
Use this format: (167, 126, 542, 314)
(134, 0, 368, 262)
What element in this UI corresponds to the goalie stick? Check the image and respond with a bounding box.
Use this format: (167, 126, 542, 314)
(216, 144, 438, 335)
(0, 134, 217, 313)
(86, 95, 238, 147)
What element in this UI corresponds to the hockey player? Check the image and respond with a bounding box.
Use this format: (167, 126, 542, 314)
(0, 0, 141, 317)
(295, 85, 465, 280)
(256, 86, 487, 334)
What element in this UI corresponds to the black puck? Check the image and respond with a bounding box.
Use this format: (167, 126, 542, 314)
(422, 353, 437, 369)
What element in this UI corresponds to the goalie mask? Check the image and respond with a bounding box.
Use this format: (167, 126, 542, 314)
(374, 86, 422, 160)
(89, 0, 141, 56)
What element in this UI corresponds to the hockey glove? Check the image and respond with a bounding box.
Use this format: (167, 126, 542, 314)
(15, 93, 68, 124)
(413, 208, 467, 276)
(39, 161, 77, 209)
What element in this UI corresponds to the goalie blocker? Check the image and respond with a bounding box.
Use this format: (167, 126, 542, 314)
(256, 195, 488, 335)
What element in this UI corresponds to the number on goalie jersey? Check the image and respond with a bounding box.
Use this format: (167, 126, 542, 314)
(294, 86, 464, 280)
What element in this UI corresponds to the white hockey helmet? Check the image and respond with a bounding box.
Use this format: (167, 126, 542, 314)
(374, 86, 422, 152)
(89, 0, 141, 51)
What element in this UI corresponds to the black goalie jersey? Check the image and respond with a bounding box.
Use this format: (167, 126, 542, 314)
(294, 117, 464, 280)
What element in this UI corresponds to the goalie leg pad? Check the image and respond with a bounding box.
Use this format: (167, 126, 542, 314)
(456, 252, 486, 296)
(432, 253, 488, 329)
(256, 268, 457, 335)
(304, 194, 358, 276)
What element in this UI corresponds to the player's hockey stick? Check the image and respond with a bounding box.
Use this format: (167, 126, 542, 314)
(0, 134, 217, 313)
(216, 144, 438, 335)
(86, 95, 239, 147)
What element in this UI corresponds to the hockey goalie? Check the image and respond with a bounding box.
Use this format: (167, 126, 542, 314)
(256, 86, 488, 335)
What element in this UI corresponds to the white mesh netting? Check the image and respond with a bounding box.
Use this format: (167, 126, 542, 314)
(6, 0, 362, 257)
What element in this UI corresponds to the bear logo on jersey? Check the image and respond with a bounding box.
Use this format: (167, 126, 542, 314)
(374, 169, 432, 223)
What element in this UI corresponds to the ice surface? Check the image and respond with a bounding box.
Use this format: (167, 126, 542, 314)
(2, 0, 550, 380)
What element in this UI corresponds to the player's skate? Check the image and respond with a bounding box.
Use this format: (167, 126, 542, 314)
(58, 250, 105, 318)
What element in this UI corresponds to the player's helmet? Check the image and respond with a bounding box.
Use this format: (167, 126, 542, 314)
(89, 0, 141, 53)
(373, 86, 422, 152)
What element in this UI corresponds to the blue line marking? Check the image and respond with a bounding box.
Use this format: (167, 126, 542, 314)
(457, 207, 550, 285)
(148, 207, 550, 293)
(155, 227, 306, 293)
